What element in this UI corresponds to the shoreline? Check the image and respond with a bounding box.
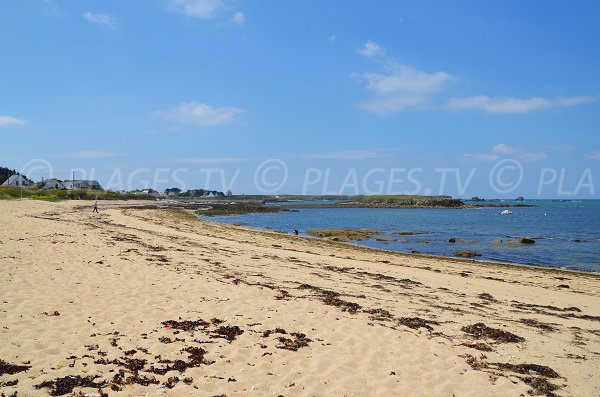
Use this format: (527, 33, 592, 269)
(1, 200, 599, 396)
(200, 214, 600, 275)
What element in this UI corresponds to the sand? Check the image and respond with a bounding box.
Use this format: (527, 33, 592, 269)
(0, 199, 599, 396)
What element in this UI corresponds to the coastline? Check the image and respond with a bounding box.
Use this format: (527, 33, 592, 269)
(1, 200, 599, 396)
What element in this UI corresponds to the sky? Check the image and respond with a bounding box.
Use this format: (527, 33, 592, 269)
(1, 0, 599, 198)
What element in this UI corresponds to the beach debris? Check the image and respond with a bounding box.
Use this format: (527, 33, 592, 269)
(454, 250, 482, 258)
(210, 326, 244, 342)
(276, 333, 312, 351)
(398, 317, 439, 331)
(43, 311, 60, 316)
(0, 379, 18, 387)
(487, 363, 559, 378)
(461, 341, 493, 351)
(519, 318, 558, 332)
(35, 375, 104, 396)
(262, 328, 287, 337)
(462, 323, 525, 343)
(477, 293, 496, 302)
(0, 359, 31, 376)
(275, 290, 291, 300)
(463, 354, 562, 396)
(162, 319, 209, 331)
(363, 308, 394, 321)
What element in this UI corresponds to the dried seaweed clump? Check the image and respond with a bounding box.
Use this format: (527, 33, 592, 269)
(462, 323, 525, 343)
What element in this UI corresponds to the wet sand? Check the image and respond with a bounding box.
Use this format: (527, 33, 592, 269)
(1, 200, 599, 396)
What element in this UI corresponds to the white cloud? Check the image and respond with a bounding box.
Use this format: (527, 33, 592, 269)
(328, 35, 337, 43)
(493, 144, 520, 156)
(232, 11, 245, 26)
(167, 0, 225, 19)
(82, 12, 118, 30)
(447, 95, 597, 114)
(585, 151, 600, 161)
(354, 61, 451, 114)
(67, 151, 126, 159)
(358, 96, 426, 114)
(154, 101, 244, 126)
(465, 144, 547, 163)
(0, 115, 29, 126)
(356, 62, 450, 95)
(463, 153, 500, 162)
(357, 40, 385, 58)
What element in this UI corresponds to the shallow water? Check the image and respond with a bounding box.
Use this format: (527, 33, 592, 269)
(208, 200, 600, 272)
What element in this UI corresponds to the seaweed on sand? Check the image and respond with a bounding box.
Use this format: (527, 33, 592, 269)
(162, 319, 209, 331)
(210, 326, 244, 342)
(398, 317, 439, 331)
(277, 333, 312, 351)
(35, 375, 104, 396)
(0, 359, 30, 376)
(462, 323, 525, 343)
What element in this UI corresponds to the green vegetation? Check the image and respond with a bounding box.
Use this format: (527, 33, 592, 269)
(350, 195, 464, 208)
(0, 186, 143, 201)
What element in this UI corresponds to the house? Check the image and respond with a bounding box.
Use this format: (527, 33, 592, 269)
(62, 180, 103, 190)
(226, 189, 232, 196)
(42, 178, 66, 190)
(1, 174, 34, 187)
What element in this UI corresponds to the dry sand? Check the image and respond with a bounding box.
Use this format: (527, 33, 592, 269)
(1, 200, 599, 396)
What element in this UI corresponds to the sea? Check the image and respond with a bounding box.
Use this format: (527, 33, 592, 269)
(206, 200, 600, 272)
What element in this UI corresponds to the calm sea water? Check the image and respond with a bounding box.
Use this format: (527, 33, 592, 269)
(207, 200, 600, 272)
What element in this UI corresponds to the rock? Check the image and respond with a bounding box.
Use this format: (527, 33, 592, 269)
(448, 237, 456, 243)
(470, 197, 485, 202)
(454, 250, 482, 258)
(520, 237, 536, 244)
(515, 196, 525, 201)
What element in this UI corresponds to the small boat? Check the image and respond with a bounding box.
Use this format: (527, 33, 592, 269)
(499, 210, 513, 215)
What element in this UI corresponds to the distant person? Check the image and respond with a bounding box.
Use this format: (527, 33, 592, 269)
(294, 229, 299, 236)
(92, 200, 99, 213)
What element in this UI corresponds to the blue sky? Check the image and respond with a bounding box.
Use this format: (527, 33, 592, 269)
(1, 0, 599, 197)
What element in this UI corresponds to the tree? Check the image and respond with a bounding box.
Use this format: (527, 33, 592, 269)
(0, 167, 31, 185)
(165, 187, 182, 196)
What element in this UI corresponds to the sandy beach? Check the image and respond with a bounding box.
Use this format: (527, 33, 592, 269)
(1, 200, 599, 396)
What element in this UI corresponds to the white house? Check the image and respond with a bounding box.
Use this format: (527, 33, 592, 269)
(1, 174, 34, 187)
(42, 178, 66, 190)
(62, 180, 103, 190)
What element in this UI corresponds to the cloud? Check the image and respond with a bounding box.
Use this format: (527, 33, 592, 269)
(447, 95, 597, 114)
(82, 12, 118, 30)
(353, 61, 451, 114)
(154, 101, 244, 126)
(300, 150, 394, 161)
(585, 151, 600, 161)
(232, 11, 245, 26)
(0, 115, 29, 126)
(464, 144, 547, 163)
(166, 0, 226, 19)
(463, 153, 500, 162)
(357, 40, 385, 58)
(328, 35, 337, 43)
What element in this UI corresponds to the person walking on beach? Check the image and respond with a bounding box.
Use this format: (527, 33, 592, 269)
(294, 229, 299, 236)
(92, 200, 99, 213)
